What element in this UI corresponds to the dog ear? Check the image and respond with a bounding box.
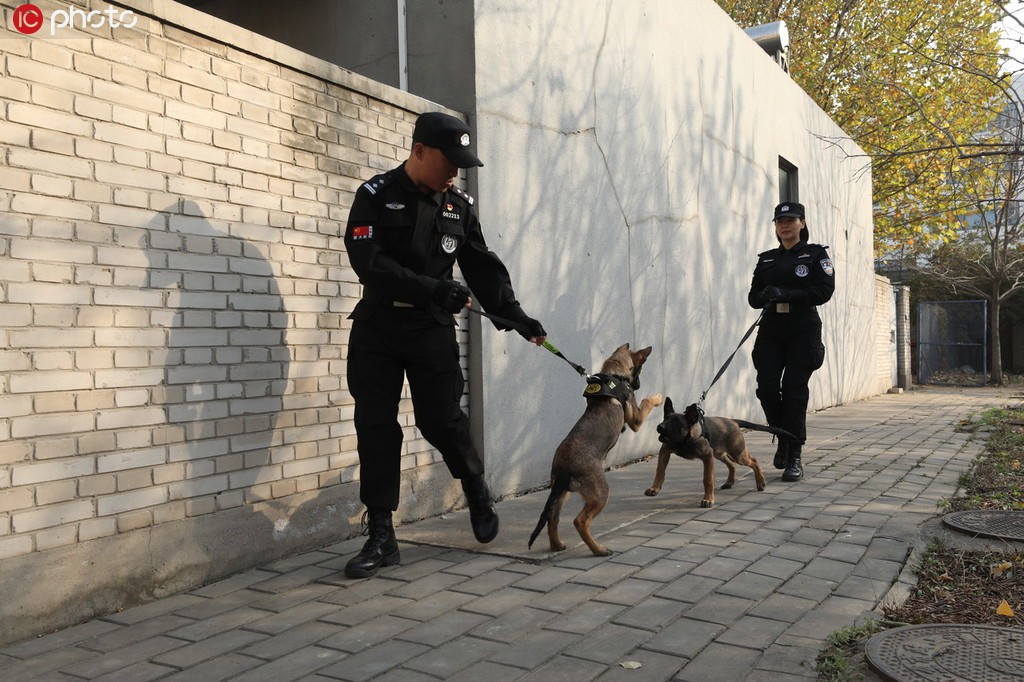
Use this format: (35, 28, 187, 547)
(663, 396, 674, 415)
(684, 403, 699, 424)
(635, 346, 653, 362)
(615, 342, 630, 353)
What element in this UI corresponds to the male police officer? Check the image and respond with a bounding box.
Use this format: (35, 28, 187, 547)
(343, 112, 546, 578)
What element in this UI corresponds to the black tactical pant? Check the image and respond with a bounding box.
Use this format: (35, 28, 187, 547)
(751, 316, 826, 446)
(347, 310, 482, 511)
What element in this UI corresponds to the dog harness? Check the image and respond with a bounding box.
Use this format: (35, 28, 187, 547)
(583, 373, 633, 407)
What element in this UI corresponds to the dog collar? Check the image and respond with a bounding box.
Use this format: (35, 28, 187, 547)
(583, 373, 633, 407)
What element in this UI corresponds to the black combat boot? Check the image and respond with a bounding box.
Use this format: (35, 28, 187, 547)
(344, 508, 400, 578)
(781, 444, 804, 482)
(461, 475, 499, 543)
(773, 440, 789, 470)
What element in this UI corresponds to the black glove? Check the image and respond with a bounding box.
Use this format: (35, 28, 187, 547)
(517, 315, 546, 341)
(762, 286, 788, 304)
(496, 305, 546, 339)
(432, 280, 471, 313)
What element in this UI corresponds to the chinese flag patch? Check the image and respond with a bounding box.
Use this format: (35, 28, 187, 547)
(351, 225, 373, 240)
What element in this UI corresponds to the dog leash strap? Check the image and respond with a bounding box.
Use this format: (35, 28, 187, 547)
(465, 307, 587, 377)
(464, 305, 523, 333)
(699, 308, 766, 405)
(541, 340, 587, 376)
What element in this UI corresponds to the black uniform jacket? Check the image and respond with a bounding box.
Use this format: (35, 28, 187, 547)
(747, 241, 835, 319)
(344, 163, 525, 328)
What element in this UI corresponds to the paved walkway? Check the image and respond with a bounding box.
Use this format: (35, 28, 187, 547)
(1, 385, 1018, 682)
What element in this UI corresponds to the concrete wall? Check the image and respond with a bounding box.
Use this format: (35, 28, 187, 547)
(173, 0, 404, 91)
(0, 0, 880, 644)
(173, 0, 479, 114)
(468, 0, 878, 495)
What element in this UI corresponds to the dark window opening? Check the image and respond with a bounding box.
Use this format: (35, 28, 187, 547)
(779, 157, 798, 203)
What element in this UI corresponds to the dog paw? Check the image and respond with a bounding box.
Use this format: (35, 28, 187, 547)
(646, 394, 664, 406)
(644, 487, 660, 497)
(550, 541, 566, 552)
(720, 482, 733, 490)
(700, 499, 714, 508)
(756, 483, 766, 491)
(592, 546, 612, 556)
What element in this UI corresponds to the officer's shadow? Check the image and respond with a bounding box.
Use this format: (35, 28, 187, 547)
(145, 202, 295, 575)
(148, 201, 289, 456)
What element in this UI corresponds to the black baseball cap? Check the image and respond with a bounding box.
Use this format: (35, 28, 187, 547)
(412, 112, 484, 168)
(773, 202, 805, 220)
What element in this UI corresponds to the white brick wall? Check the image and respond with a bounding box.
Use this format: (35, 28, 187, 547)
(0, 0, 460, 563)
(875, 275, 896, 392)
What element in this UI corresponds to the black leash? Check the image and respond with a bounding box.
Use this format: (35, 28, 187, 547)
(697, 306, 768, 408)
(467, 302, 767, 391)
(465, 307, 587, 377)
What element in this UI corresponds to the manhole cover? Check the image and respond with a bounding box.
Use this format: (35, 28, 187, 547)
(943, 510, 1024, 542)
(865, 624, 1024, 681)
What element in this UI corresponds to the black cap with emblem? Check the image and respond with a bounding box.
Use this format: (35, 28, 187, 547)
(412, 112, 484, 168)
(773, 202, 805, 220)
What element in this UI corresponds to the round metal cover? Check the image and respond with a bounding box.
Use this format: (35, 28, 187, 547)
(943, 510, 1024, 542)
(865, 624, 1024, 681)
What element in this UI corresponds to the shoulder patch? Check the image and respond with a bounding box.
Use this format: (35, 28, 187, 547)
(361, 172, 394, 196)
(450, 185, 475, 205)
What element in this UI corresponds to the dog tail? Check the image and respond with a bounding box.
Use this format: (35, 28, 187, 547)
(731, 420, 796, 441)
(528, 470, 572, 549)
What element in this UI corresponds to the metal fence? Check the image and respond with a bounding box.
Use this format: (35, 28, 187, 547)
(917, 300, 987, 386)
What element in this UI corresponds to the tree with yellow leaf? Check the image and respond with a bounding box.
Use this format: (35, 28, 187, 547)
(717, 0, 1008, 257)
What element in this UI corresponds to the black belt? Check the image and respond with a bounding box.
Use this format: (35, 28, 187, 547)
(361, 296, 415, 309)
(768, 303, 816, 314)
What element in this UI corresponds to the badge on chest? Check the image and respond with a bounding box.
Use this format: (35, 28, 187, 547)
(437, 201, 464, 255)
(441, 234, 459, 254)
(441, 202, 461, 221)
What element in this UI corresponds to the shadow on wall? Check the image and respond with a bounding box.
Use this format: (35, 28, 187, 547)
(474, 4, 792, 495)
(143, 200, 292, 580)
(149, 200, 289, 478)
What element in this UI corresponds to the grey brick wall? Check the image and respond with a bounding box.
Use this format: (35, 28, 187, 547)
(0, 0, 462, 576)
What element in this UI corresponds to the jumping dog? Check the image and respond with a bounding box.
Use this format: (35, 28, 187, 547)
(645, 398, 792, 507)
(529, 343, 663, 556)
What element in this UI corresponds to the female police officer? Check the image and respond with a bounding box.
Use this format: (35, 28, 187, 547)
(747, 202, 834, 482)
(343, 112, 546, 578)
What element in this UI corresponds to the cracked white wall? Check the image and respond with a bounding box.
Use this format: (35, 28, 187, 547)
(468, 0, 876, 495)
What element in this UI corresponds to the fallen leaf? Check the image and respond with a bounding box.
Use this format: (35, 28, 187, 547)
(938, 572, 953, 581)
(1011, 460, 1021, 470)
(620, 661, 643, 670)
(997, 600, 1015, 617)
(992, 562, 1014, 578)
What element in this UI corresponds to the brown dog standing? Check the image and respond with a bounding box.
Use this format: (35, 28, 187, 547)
(529, 343, 663, 556)
(645, 398, 791, 507)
